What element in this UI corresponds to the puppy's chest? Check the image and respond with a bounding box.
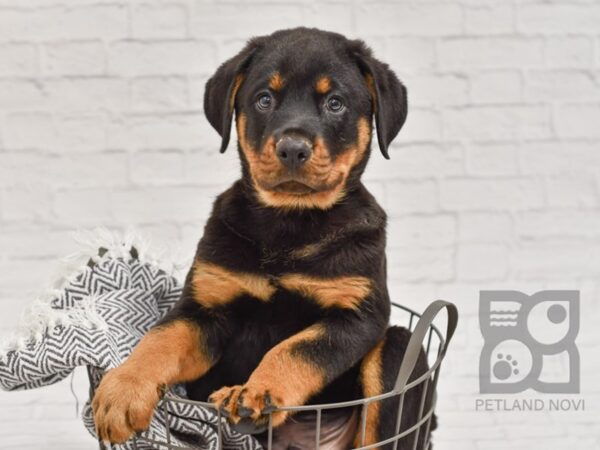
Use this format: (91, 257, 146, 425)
(191, 260, 372, 311)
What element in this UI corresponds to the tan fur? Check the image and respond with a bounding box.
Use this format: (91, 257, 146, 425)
(92, 321, 211, 443)
(230, 74, 244, 112)
(237, 113, 372, 211)
(211, 325, 326, 427)
(315, 75, 332, 94)
(354, 339, 385, 449)
(279, 273, 372, 310)
(191, 260, 276, 307)
(128, 320, 211, 383)
(289, 241, 323, 259)
(365, 74, 377, 113)
(255, 185, 347, 210)
(191, 257, 372, 310)
(237, 113, 282, 184)
(269, 71, 284, 91)
(289, 227, 350, 260)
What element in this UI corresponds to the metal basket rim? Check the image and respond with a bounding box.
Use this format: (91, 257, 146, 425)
(92, 300, 457, 450)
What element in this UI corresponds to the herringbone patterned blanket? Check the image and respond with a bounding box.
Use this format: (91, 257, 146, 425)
(0, 233, 261, 450)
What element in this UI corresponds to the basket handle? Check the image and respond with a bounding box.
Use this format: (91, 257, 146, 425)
(393, 300, 458, 392)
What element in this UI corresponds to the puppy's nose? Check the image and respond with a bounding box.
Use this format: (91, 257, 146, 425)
(275, 136, 312, 170)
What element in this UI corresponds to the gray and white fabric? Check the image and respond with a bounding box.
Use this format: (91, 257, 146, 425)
(0, 235, 262, 450)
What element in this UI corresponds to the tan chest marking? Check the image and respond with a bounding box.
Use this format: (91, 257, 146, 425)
(191, 260, 276, 307)
(279, 273, 372, 310)
(192, 261, 372, 310)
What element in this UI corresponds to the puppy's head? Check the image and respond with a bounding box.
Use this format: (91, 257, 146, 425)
(204, 28, 407, 210)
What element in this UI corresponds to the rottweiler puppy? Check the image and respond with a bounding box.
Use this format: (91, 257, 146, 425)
(92, 27, 434, 449)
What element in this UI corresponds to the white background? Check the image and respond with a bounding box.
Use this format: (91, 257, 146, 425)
(0, 0, 599, 449)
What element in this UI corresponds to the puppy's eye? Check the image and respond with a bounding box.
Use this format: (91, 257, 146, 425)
(256, 93, 273, 110)
(326, 96, 344, 113)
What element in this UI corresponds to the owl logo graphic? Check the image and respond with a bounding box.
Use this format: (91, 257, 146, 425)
(479, 290, 579, 394)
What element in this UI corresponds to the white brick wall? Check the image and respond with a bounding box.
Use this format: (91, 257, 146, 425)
(1, 1, 599, 449)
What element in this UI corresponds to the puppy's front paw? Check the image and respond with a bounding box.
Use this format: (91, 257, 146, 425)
(92, 367, 161, 443)
(209, 384, 288, 434)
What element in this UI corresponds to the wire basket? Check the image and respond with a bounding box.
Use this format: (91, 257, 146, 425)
(92, 300, 458, 450)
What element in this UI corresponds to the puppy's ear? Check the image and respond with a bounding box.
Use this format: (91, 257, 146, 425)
(204, 39, 263, 153)
(351, 41, 407, 159)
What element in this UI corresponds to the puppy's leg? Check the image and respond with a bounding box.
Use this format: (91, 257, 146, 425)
(92, 283, 231, 443)
(211, 304, 388, 434)
(354, 326, 435, 450)
(210, 324, 325, 432)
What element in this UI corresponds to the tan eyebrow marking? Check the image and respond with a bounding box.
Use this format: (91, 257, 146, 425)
(315, 76, 332, 94)
(269, 71, 284, 91)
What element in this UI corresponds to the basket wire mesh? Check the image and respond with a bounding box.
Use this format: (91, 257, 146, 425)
(92, 300, 458, 450)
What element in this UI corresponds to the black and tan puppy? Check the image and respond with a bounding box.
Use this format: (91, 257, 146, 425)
(92, 28, 433, 449)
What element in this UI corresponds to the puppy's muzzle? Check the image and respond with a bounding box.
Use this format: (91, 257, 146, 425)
(275, 136, 313, 171)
